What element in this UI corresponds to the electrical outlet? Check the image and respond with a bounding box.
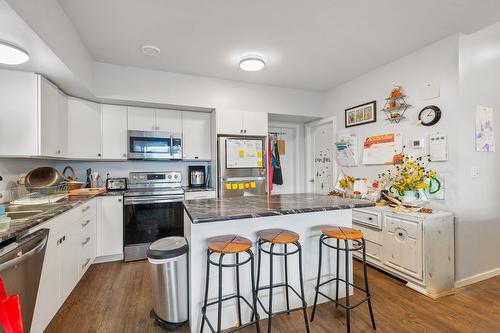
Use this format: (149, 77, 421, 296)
(471, 166, 480, 178)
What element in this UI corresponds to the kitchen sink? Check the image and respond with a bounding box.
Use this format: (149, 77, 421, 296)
(5, 202, 64, 220)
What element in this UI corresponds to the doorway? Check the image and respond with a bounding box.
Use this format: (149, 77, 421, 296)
(306, 118, 336, 194)
(268, 125, 297, 194)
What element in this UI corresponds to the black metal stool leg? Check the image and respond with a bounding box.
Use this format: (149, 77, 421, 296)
(296, 242, 311, 333)
(335, 239, 340, 308)
(217, 253, 225, 333)
(236, 253, 242, 327)
(344, 240, 350, 333)
(248, 250, 261, 333)
(200, 249, 211, 333)
(362, 239, 377, 330)
(311, 234, 324, 322)
(252, 241, 262, 322)
(284, 244, 290, 315)
(267, 243, 275, 333)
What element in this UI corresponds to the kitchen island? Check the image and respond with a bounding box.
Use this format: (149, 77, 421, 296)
(183, 193, 374, 332)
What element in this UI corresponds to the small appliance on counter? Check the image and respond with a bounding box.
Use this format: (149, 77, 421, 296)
(106, 177, 127, 191)
(188, 166, 206, 188)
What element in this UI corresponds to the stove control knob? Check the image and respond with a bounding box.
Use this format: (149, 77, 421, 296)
(168, 175, 172, 179)
(174, 174, 178, 179)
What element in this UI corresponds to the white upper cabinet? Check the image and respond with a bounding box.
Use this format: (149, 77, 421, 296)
(68, 98, 102, 159)
(217, 110, 268, 136)
(156, 109, 182, 132)
(242, 111, 268, 136)
(102, 104, 127, 159)
(39, 77, 67, 157)
(128, 107, 182, 132)
(182, 112, 211, 160)
(0, 70, 40, 156)
(127, 106, 156, 131)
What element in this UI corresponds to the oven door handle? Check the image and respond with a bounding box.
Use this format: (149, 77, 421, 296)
(124, 195, 185, 205)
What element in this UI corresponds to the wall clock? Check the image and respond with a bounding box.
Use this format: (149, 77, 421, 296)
(418, 105, 441, 126)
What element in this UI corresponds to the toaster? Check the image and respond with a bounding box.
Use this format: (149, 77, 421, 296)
(106, 177, 127, 191)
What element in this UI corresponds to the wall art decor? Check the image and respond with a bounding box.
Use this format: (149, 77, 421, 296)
(475, 105, 495, 152)
(380, 85, 412, 124)
(345, 100, 376, 128)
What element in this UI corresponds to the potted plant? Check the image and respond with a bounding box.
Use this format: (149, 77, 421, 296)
(378, 155, 437, 205)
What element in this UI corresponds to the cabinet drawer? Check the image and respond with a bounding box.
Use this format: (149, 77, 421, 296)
(353, 209, 381, 229)
(400, 219, 419, 239)
(353, 224, 383, 245)
(365, 240, 382, 261)
(184, 191, 216, 200)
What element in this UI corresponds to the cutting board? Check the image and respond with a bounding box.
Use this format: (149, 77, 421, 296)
(69, 188, 107, 196)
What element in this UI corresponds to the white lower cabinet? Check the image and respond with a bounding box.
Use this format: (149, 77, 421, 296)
(96, 196, 123, 259)
(31, 199, 97, 333)
(353, 207, 454, 299)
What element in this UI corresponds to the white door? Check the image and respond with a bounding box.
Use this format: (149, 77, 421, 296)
(156, 109, 182, 132)
(39, 77, 60, 157)
(58, 221, 80, 302)
(311, 122, 334, 194)
(268, 127, 297, 194)
(243, 111, 268, 136)
(97, 196, 124, 257)
(183, 111, 211, 160)
(57, 90, 68, 157)
(31, 234, 61, 333)
(68, 98, 102, 159)
(216, 110, 243, 135)
(128, 106, 156, 131)
(102, 104, 127, 159)
(0, 70, 38, 156)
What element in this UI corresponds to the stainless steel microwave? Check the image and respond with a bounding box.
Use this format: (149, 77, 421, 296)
(128, 130, 182, 160)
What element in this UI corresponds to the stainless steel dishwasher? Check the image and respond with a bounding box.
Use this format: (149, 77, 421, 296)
(0, 229, 49, 333)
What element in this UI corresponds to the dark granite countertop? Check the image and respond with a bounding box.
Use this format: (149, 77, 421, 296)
(183, 193, 374, 223)
(0, 195, 103, 244)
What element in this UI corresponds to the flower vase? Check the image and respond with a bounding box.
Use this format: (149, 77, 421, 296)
(401, 190, 420, 205)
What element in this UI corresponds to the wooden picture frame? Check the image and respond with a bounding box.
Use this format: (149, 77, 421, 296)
(345, 101, 377, 128)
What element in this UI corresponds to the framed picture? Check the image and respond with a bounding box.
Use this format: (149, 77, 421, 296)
(345, 101, 377, 128)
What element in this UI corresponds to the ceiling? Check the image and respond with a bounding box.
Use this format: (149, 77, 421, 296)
(58, 0, 500, 91)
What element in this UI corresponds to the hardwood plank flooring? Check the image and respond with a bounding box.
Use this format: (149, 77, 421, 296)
(46, 260, 500, 333)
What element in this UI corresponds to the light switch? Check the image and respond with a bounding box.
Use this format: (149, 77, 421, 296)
(471, 166, 480, 178)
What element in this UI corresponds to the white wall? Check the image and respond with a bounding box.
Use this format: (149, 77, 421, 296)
(455, 22, 500, 282)
(94, 62, 324, 117)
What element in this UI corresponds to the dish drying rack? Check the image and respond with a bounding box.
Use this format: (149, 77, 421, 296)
(9, 183, 69, 205)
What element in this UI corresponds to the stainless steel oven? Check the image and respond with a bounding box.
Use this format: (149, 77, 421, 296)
(128, 130, 182, 160)
(123, 171, 184, 261)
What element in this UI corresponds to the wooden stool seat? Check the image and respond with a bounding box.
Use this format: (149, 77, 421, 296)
(208, 235, 253, 254)
(258, 228, 299, 244)
(321, 226, 363, 240)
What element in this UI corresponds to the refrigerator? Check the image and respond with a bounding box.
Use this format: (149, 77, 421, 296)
(217, 136, 267, 198)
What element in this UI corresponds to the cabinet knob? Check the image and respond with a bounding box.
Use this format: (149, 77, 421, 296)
(368, 217, 373, 220)
(195, 156, 198, 159)
(398, 232, 403, 237)
(240, 129, 243, 134)
(123, 154, 127, 157)
(98, 153, 101, 157)
(244, 129, 247, 133)
(118, 198, 122, 202)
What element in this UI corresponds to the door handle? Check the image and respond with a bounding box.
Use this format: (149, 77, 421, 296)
(82, 237, 91, 246)
(308, 179, 315, 183)
(82, 206, 91, 213)
(81, 258, 91, 270)
(81, 219, 91, 228)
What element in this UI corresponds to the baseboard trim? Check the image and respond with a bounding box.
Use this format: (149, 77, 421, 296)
(455, 267, 500, 289)
(94, 253, 123, 264)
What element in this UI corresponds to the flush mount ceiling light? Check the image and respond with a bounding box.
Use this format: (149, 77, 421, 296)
(141, 45, 161, 57)
(0, 41, 29, 65)
(239, 54, 265, 71)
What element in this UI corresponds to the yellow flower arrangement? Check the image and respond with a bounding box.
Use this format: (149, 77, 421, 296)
(378, 155, 437, 196)
(338, 175, 355, 189)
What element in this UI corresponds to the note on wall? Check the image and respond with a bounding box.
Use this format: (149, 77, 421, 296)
(475, 106, 495, 152)
(362, 133, 403, 165)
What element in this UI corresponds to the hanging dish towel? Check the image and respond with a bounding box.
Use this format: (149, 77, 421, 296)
(272, 141, 283, 185)
(268, 138, 273, 192)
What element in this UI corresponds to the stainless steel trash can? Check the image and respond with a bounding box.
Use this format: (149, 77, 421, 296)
(147, 236, 189, 330)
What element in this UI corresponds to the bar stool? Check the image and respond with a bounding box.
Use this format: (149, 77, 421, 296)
(254, 228, 310, 333)
(311, 226, 376, 333)
(201, 235, 261, 333)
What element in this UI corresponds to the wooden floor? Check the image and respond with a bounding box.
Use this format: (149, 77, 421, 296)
(46, 260, 500, 333)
